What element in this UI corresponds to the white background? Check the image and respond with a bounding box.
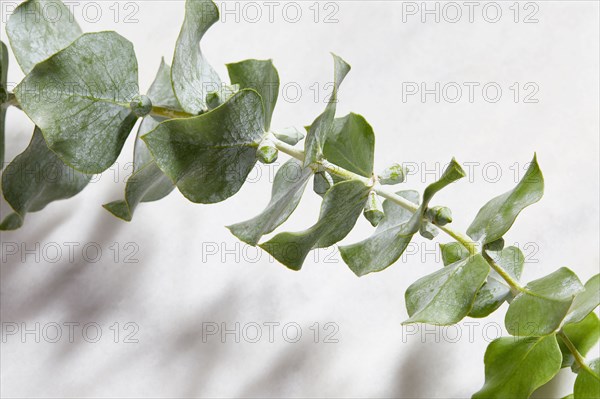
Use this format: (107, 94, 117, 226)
(1, 0, 599, 397)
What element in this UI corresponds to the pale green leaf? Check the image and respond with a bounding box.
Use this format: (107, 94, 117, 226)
(1, 41, 7, 167)
(227, 59, 279, 131)
(172, 0, 221, 114)
(272, 127, 304, 146)
(103, 59, 178, 221)
(1, 128, 91, 230)
(6, 0, 82, 74)
(439, 242, 470, 266)
(469, 247, 524, 318)
(260, 180, 370, 271)
(473, 335, 562, 399)
(505, 268, 584, 336)
(322, 112, 375, 178)
(467, 155, 544, 244)
(228, 158, 312, 246)
(564, 274, 600, 325)
(340, 159, 465, 276)
(403, 254, 489, 325)
(142, 89, 265, 204)
(14, 32, 139, 173)
(339, 190, 419, 276)
(559, 313, 600, 369)
(574, 358, 600, 399)
(303, 54, 350, 167)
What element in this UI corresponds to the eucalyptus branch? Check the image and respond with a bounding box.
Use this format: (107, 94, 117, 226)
(0, 1, 598, 398)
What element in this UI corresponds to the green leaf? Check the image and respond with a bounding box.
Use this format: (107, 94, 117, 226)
(1, 128, 91, 230)
(228, 158, 312, 246)
(473, 335, 562, 399)
(574, 358, 600, 399)
(340, 159, 465, 276)
(303, 54, 351, 167)
(143, 89, 265, 204)
(172, 0, 221, 114)
(559, 313, 600, 369)
(403, 254, 490, 325)
(340, 190, 418, 276)
(103, 59, 178, 221)
(227, 59, 279, 131)
(260, 180, 370, 271)
(439, 242, 470, 266)
(322, 113, 375, 178)
(14, 32, 139, 174)
(564, 274, 600, 325)
(272, 127, 304, 146)
(505, 268, 584, 336)
(469, 247, 524, 318)
(467, 155, 544, 245)
(1, 41, 8, 167)
(6, 0, 82, 74)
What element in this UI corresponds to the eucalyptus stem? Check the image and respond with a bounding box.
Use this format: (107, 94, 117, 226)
(558, 330, 589, 372)
(482, 250, 524, 293)
(2, 92, 21, 109)
(271, 136, 480, 255)
(149, 105, 194, 119)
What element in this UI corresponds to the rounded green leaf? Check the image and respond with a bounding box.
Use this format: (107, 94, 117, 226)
(564, 274, 600, 325)
(6, 0, 82, 74)
(322, 112, 375, 178)
(142, 89, 265, 204)
(1, 128, 91, 230)
(403, 254, 490, 325)
(227, 59, 279, 131)
(14, 32, 140, 173)
(505, 268, 584, 336)
(473, 335, 562, 399)
(574, 358, 600, 399)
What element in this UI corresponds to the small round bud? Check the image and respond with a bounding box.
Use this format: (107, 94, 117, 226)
(419, 222, 439, 240)
(363, 191, 384, 227)
(426, 206, 453, 226)
(129, 95, 152, 117)
(313, 171, 333, 196)
(378, 163, 406, 185)
(257, 138, 278, 164)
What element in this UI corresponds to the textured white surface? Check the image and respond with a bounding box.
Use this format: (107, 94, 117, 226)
(1, 1, 599, 397)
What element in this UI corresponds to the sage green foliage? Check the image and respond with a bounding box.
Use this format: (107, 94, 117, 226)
(260, 180, 370, 270)
(505, 268, 584, 336)
(103, 59, 177, 221)
(574, 359, 600, 399)
(1, 41, 7, 166)
(469, 247, 524, 318)
(322, 113, 375, 177)
(303, 54, 351, 167)
(404, 254, 490, 325)
(340, 160, 464, 277)
(340, 190, 418, 276)
(14, 32, 139, 173)
(559, 313, 600, 369)
(143, 89, 265, 203)
(467, 155, 544, 244)
(6, 0, 82, 74)
(228, 158, 312, 246)
(227, 59, 279, 131)
(171, 0, 221, 114)
(0, 128, 91, 230)
(473, 335, 562, 399)
(2, 1, 598, 397)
